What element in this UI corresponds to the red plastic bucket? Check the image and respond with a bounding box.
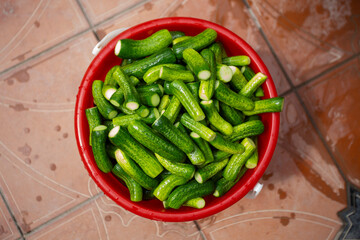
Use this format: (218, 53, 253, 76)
(75, 17, 279, 222)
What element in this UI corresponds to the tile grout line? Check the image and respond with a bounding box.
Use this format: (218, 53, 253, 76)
(75, 0, 101, 42)
(242, 0, 350, 183)
(24, 192, 103, 237)
(0, 188, 25, 237)
(194, 220, 207, 240)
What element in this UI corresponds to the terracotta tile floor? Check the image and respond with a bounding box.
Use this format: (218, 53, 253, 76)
(0, 0, 359, 239)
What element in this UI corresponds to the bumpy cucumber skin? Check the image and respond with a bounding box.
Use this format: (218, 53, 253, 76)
(91, 126, 113, 173)
(229, 66, 248, 92)
(200, 100, 233, 136)
(219, 102, 245, 126)
(152, 115, 195, 154)
(155, 153, 194, 178)
(153, 174, 188, 201)
(112, 114, 141, 126)
(170, 31, 186, 40)
(121, 48, 176, 78)
(143, 64, 186, 84)
(109, 126, 163, 178)
(240, 73, 267, 98)
(199, 48, 216, 100)
(173, 28, 217, 59)
(92, 80, 118, 119)
(163, 96, 182, 124)
(242, 97, 284, 116)
(182, 48, 210, 80)
(104, 66, 119, 87)
(180, 113, 216, 142)
(214, 167, 247, 197)
(160, 67, 195, 82)
(166, 180, 215, 209)
(190, 133, 214, 165)
(209, 134, 245, 154)
(128, 120, 186, 162)
(115, 29, 172, 59)
(85, 107, 102, 146)
(214, 81, 254, 111)
(112, 164, 143, 202)
(195, 158, 228, 183)
(227, 120, 264, 142)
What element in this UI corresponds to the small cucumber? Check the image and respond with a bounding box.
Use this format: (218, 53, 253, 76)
(109, 126, 163, 178)
(183, 48, 211, 80)
(195, 158, 229, 183)
(158, 95, 171, 113)
(242, 97, 284, 116)
(209, 42, 225, 64)
(219, 102, 245, 126)
(142, 107, 160, 125)
(112, 164, 143, 202)
(143, 64, 186, 84)
(104, 66, 119, 87)
(246, 137, 258, 169)
(115, 29, 172, 59)
(173, 28, 217, 59)
(113, 67, 140, 110)
(200, 100, 233, 136)
(209, 134, 245, 154)
(213, 167, 247, 197)
(155, 153, 195, 179)
(114, 149, 159, 190)
(214, 81, 254, 111)
(170, 31, 186, 40)
(180, 113, 216, 142)
(241, 66, 265, 97)
(239, 72, 267, 98)
(190, 132, 214, 165)
(153, 174, 188, 201)
(169, 80, 205, 121)
(228, 66, 248, 92)
(183, 197, 206, 209)
(137, 84, 164, 96)
(152, 115, 195, 154)
(213, 150, 232, 162)
(159, 67, 195, 82)
(139, 91, 160, 107)
(223, 138, 256, 181)
(227, 120, 264, 142)
(102, 85, 117, 100)
(128, 120, 186, 162)
(216, 64, 233, 83)
(222, 56, 251, 66)
(91, 125, 114, 173)
(135, 105, 150, 118)
(186, 81, 201, 102)
(166, 180, 215, 209)
(121, 48, 176, 78)
(85, 107, 102, 146)
(162, 96, 182, 124)
(112, 114, 141, 126)
(199, 48, 216, 100)
(92, 80, 118, 119)
(109, 88, 124, 107)
(173, 36, 192, 45)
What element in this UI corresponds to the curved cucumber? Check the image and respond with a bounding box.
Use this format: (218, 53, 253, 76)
(213, 167, 247, 197)
(195, 158, 228, 183)
(112, 164, 143, 201)
(114, 149, 159, 190)
(209, 134, 245, 154)
(108, 126, 163, 178)
(209, 42, 227, 64)
(91, 125, 113, 173)
(180, 113, 216, 142)
(153, 174, 188, 201)
(239, 73, 267, 98)
(104, 66, 119, 87)
(227, 120, 264, 142)
(155, 153, 195, 179)
(115, 29, 172, 59)
(200, 100, 233, 136)
(128, 120, 186, 162)
(166, 180, 215, 209)
(121, 48, 176, 78)
(183, 48, 211, 80)
(113, 67, 140, 110)
(242, 97, 284, 116)
(92, 80, 118, 119)
(219, 102, 245, 126)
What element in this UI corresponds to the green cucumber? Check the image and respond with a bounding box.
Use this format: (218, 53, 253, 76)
(246, 137, 258, 169)
(158, 95, 170, 113)
(214, 150, 232, 162)
(121, 48, 176, 78)
(239, 72, 267, 98)
(222, 56, 251, 66)
(112, 164, 143, 201)
(114, 149, 159, 190)
(105, 143, 118, 159)
(85, 107, 102, 146)
(137, 84, 164, 96)
(213, 167, 247, 197)
(183, 48, 211, 80)
(115, 29, 172, 59)
(190, 132, 214, 165)
(109, 88, 124, 107)
(112, 114, 141, 126)
(128, 120, 186, 162)
(159, 67, 195, 82)
(104, 66, 119, 87)
(170, 31, 185, 40)
(219, 102, 245, 126)
(200, 100, 233, 136)
(135, 105, 150, 118)
(173, 36, 192, 45)
(228, 66, 248, 92)
(183, 197, 206, 209)
(121, 58, 133, 66)
(223, 138, 256, 181)
(195, 158, 228, 183)
(186, 81, 201, 102)
(139, 91, 160, 107)
(142, 107, 160, 124)
(162, 96, 182, 124)
(214, 81, 254, 111)
(169, 80, 205, 121)
(153, 174, 188, 201)
(199, 48, 216, 100)
(241, 66, 264, 97)
(152, 115, 194, 154)
(242, 97, 284, 116)
(155, 153, 195, 179)
(173, 28, 217, 59)
(92, 80, 118, 119)
(209, 42, 225, 64)
(180, 113, 216, 142)
(113, 67, 140, 110)
(109, 126, 163, 178)
(91, 125, 113, 173)
(143, 63, 186, 84)
(227, 120, 264, 142)
(166, 180, 215, 209)
(102, 85, 117, 100)
(209, 134, 245, 154)
(246, 115, 261, 121)
(216, 64, 233, 83)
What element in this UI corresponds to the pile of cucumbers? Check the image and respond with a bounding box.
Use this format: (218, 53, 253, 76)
(86, 28, 284, 209)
